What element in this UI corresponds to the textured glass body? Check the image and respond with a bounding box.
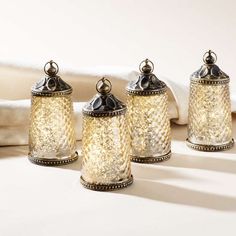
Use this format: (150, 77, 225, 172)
(188, 82, 232, 145)
(82, 114, 131, 185)
(29, 95, 77, 159)
(127, 92, 171, 158)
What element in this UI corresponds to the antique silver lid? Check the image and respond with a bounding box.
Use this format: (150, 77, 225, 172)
(191, 50, 229, 85)
(31, 60, 72, 96)
(126, 59, 167, 96)
(83, 78, 126, 117)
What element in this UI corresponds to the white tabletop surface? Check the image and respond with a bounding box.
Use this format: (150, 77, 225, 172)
(0, 115, 236, 236)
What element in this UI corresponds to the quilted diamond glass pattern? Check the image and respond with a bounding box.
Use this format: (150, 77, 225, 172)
(127, 92, 171, 159)
(29, 95, 77, 159)
(81, 114, 131, 185)
(188, 82, 233, 145)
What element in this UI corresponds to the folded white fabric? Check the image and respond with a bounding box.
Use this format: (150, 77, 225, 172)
(0, 99, 30, 127)
(0, 126, 28, 146)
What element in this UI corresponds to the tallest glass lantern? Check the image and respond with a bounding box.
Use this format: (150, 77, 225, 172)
(187, 50, 234, 151)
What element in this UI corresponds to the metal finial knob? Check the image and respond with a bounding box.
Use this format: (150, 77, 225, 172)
(139, 59, 154, 74)
(203, 50, 217, 64)
(96, 78, 112, 94)
(44, 60, 59, 76)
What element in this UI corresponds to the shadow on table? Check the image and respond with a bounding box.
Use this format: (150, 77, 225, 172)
(118, 151, 236, 212)
(159, 153, 236, 174)
(120, 178, 236, 212)
(131, 163, 195, 181)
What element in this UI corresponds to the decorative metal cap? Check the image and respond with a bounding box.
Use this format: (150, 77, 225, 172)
(83, 78, 126, 117)
(126, 59, 167, 96)
(31, 60, 72, 96)
(191, 50, 229, 85)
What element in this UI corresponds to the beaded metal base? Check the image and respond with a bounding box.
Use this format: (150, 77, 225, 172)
(131, 151, 171, 164)
(28, 152, 78, 166)
(80, 175, 133, 191)
(186, 139, 234, 152)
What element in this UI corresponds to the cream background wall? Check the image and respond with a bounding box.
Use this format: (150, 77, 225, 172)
(0, 0, 235, 91)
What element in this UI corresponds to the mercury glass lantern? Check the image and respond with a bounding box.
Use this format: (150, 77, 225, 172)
(126, 59, 171, 163)
(80, 78, 133, 191)
(28, 60, 78, 165)
(187, 50, 234, 151)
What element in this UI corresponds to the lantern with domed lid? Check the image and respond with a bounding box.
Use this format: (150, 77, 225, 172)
(186, 50, 234, 151)
(126, 59, 171, 163)
(28, 60, 78, 166)
(81, 78, 133, 191)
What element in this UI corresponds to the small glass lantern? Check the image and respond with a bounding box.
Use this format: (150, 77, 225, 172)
(187, 50, 234, 151)
(81, 78, 133, 191)
(28, 60, 78, 165)
(126, 59, 171, 163)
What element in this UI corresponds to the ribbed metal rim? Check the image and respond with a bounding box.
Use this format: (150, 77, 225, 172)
(190, 78, 229, 85)
(31, 88, 72, 97)
(82, 107, 126, 117)
(126, 87, 167, 96)
(28, 152, 78, 166)
(80, 175, 133, 191)
(130, 151, 171, 163)
(186, 139, 234, 152)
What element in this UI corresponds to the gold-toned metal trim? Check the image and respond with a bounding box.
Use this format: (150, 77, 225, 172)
(126, 87, 167, 96)
(131, 151, 171, 163)
(28, 152, 78, 166)
(186, 139, 234, 152)
(31, 89, 72, 97)
(80, 175, 133, 191)
(82, 108, 126, 117)
(190, 78, 229, 85)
